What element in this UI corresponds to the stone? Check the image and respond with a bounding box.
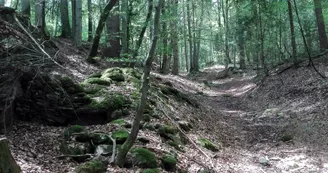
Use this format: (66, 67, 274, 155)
(259, 156, 270, 166)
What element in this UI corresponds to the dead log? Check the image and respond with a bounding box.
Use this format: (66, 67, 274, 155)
(0, 138, 21, 173)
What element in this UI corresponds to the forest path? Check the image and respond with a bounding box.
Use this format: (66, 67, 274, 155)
(164, 66, 328, 173)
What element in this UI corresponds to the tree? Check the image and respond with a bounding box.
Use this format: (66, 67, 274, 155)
(88, 0, 119, 62)
(287, 0, 297, 64)
(87, 0, 93, 41)
(121, 0, 129, 55)
(72, 0, 82, 45)
(35, 0, 48, 38)
(171, 0, 179, 75)
(103, 2, 120, 58)
(133, 0, 153, 59)
(60, 0, 71, 38)
(0, 138, 21, 173)
(0, 0, 4, 6)
(115, 0, 164, 167)
(313, 0, 328, 51)
(21, 0, 30, 17)
(161, 0, 170, 74)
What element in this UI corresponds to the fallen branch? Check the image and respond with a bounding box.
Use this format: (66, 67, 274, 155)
(154, 94, 214, 169)
(55, 154, 93, 159)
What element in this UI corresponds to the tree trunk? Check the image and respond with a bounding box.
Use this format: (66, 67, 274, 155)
(0, 138, 21, 173)
(313, 0, 328, 51)
(115, 0, 163, 167)
(87, 0, 119, 62)
(104, 2, 120, 58)
(133, 0, 153, 59)
(161, 0, 170, 74)
(121, 0, 129, 56)
(60, 0, 71, 38)
(171, 0, 179, 75)
(21, 0, 30, 17)
(287, 0, 297, 64)
(35, 0, 47, 38)
(87, 0, 93, 41)
(186, 1, 193, 72)
(182, 0, 189, 72)
(73, 0, 82, 45)
(0, 0, 4, 6)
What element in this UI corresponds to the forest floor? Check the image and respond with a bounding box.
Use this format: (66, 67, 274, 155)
(4, 38, 328, 173)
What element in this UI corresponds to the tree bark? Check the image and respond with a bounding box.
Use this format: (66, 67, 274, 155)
(182, 0, 189, 72)
(171, 0, 179, 75)
(0, 0, 4, 6)
(115, 0, 163, 167)
(104, 2, 120, 58)
(87, 0, 118, 62)
(121, 0, 129, 55)
(287, 0, 297, 64)
(21, 0, 30, 17)
(313, 0, 328, 51)
(186, 1, 193, 72)
(161, 0, 170, 74)
(0, 138, 21, 173)
(87, 0, 93, 41)
(60, 0, 71, 38)
(73, 0, 82, 45)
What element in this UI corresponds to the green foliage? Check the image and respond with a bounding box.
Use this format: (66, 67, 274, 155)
(161, 155, 177, 171)
(75, 160, 107, 173)
(199, 138, 220, 152)
(130, 147, 158, 168)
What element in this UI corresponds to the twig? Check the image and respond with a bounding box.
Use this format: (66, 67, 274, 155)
(13, 14, 66, 70)
(154, 94, 214, 168)
(55, 154, 93, 159)
(109, 136, 116, 163)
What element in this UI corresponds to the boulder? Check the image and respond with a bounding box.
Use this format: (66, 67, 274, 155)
(130, 147, 158, 168)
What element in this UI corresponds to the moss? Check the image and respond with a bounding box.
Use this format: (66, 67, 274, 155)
(75, 159, 107, 173)
(89, 72, 102, 78)
(161, 155, 177, 171)
(142, 168, 161, 173)
(59, 76, 84, 93)
(83, 78, 111, 86)
(87, 93, 126, 110)
(89, 133, 110, 145)
(130, 147, 158, 168)
(199, 138, 220, 152)
(64, 125, 87, 140)
(101, 68, 125, 82)
(84, 85, 104, 95)
(112, 130, 129, 144)
(280, 134, 293, 142)
(158, 125, 177, 138)
(110, 119, 126, 125)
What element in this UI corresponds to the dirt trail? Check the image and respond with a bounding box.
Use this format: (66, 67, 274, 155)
(165, 65, 328, 173)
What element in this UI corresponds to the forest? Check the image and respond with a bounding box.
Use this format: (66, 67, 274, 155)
(0, 0, 328, 172)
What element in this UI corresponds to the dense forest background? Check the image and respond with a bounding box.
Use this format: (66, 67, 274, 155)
(0, 0, 328, 173)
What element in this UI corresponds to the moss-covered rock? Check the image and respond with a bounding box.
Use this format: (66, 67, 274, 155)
(110, 119, 126, 126)
(83, 85, 104, 95)
(142, 168, 161, 173)
(161, 155, 177, 171)
(63, 125, 87, 141)
(59, 76, 84, 94)
(89, 133, 111, 145)
(280, 134, 293, 142)
(158, 125, 177, 138)
(75, 159, 108, 173)
(87, 92, 126, 110)
(83, 77, 111, 86)
(101, 68, 125, 82)
(112, 130, 129, 144)
(130, 147, 158, 168)
(199, 138, 220, 152)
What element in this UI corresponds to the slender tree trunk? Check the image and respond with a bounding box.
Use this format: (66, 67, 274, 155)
(87, 0, 119, 62)
(0, 138, 21, 173)
(0, 0, 4, 6)
(313, 0, 328, 51)
(161, 0, 170, 74)
(71, 0, 76, 38)
(223, 0, 230, 74)
(115, 0, 163, 167)
(182, 0, 189, 72)
(171, 0, 179, 75)
(186, 1, 193, 72)
(121, 0, 129, 55)
(87, 0, 93, 41)
(35, 0, 47, 38)
(133, 0, 153, 59)
(259, 1, 267, 74)
(287, 0, 297, 64)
